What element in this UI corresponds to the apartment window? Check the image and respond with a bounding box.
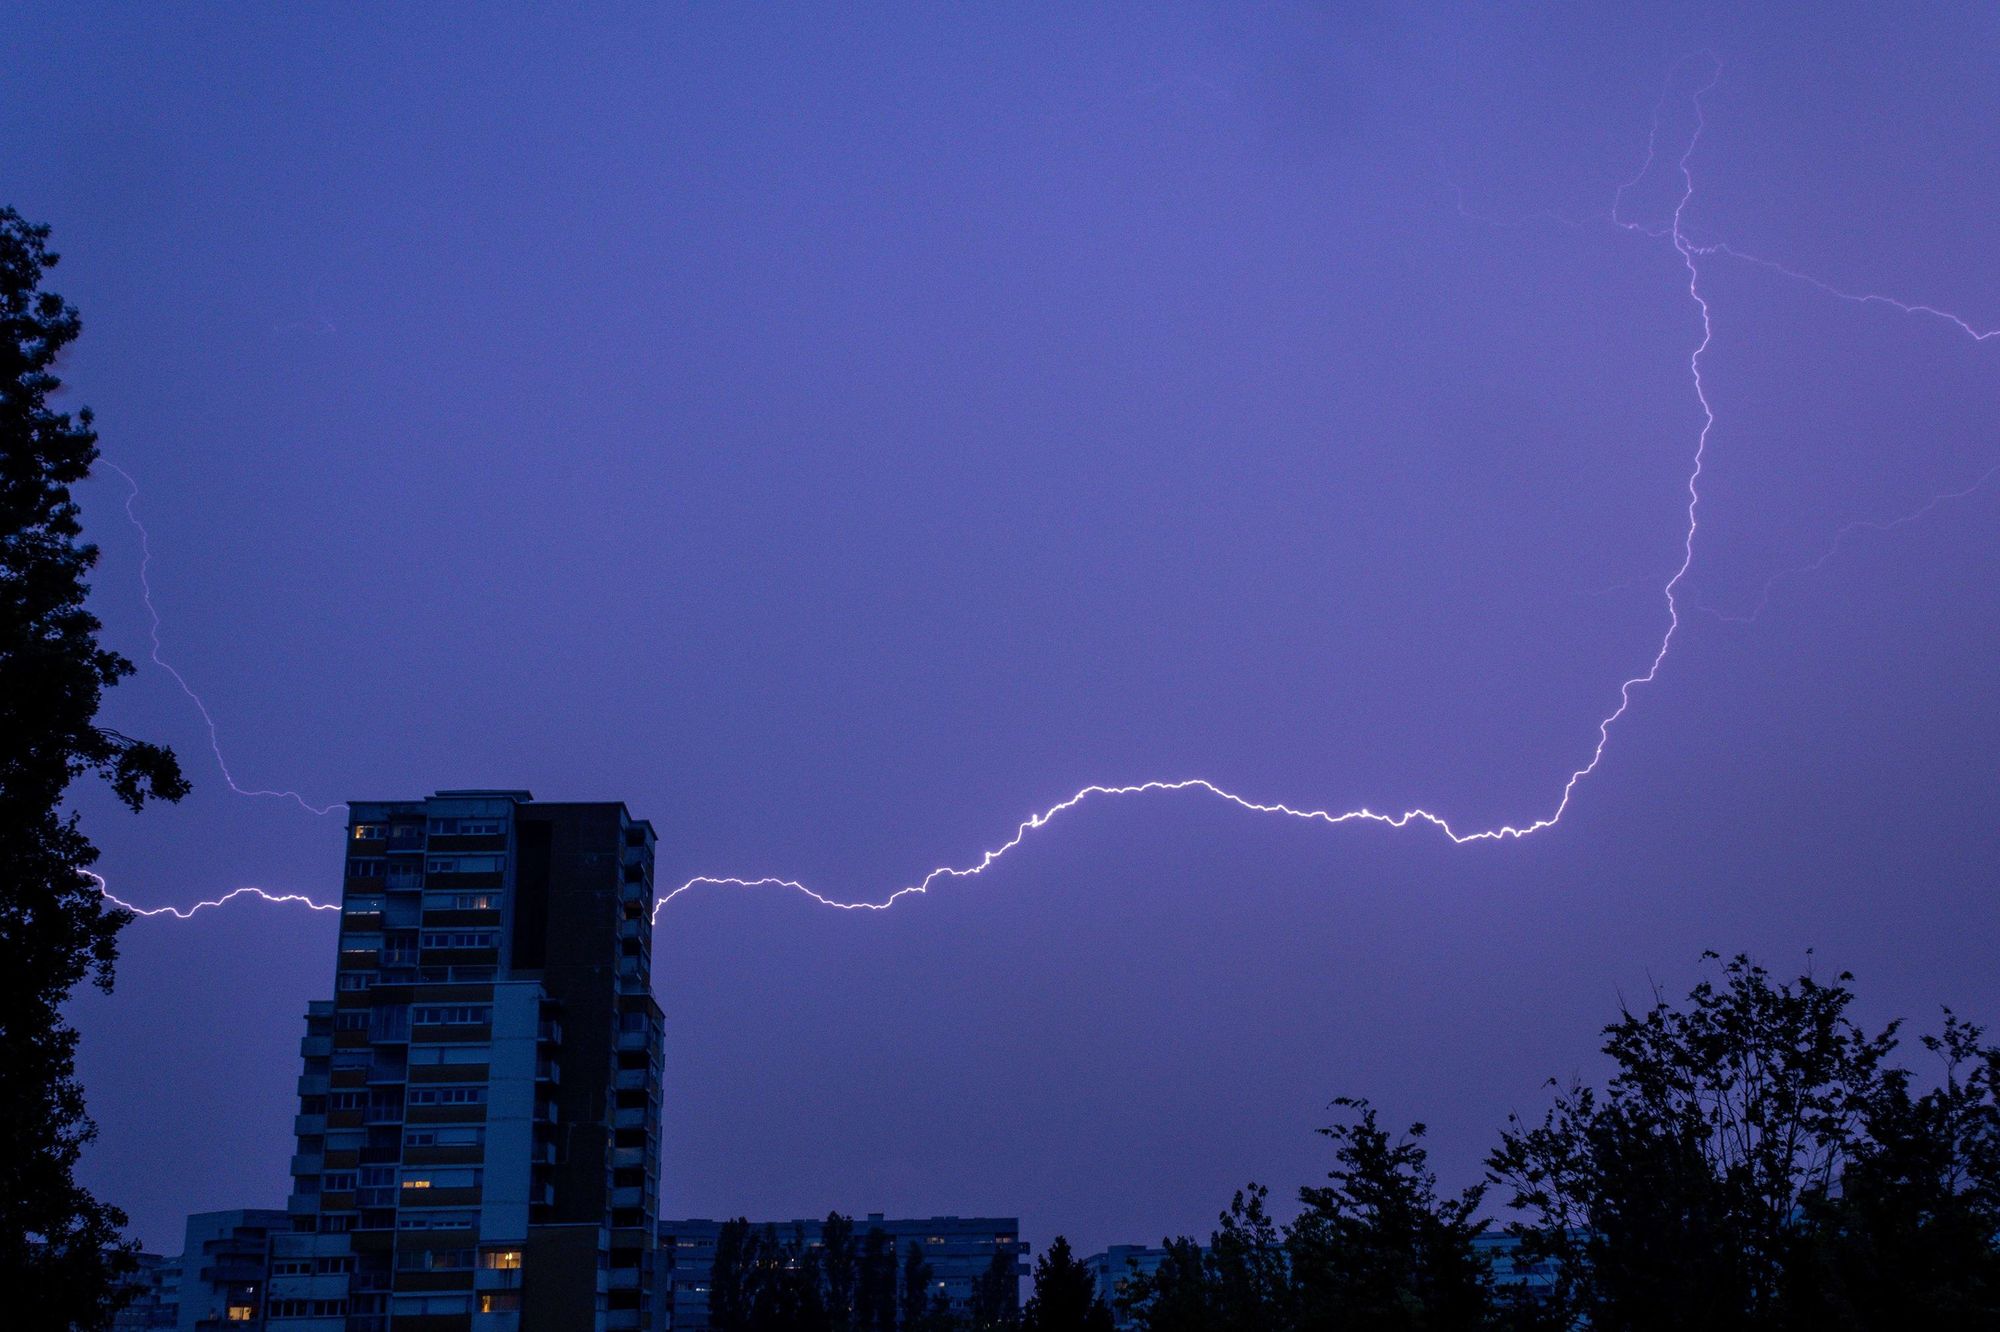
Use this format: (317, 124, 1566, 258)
(420, 931, 497, 950)
(408, 1086, 486, 1107)
(386, 864, 424, 889)
(346, 858, 386, 878)
(409, 1045, 486, 1067)
(336, 973, 374, 992)
(402, 1167, 480, 1191)
(322, 1172, 357, 1191)
(392, 1295, 472, 1317)
(226, 1304, 255, 1322)
(270, 1298, 349, 1319)
(426, 854, 503, 874)
(327, 1092, 366, 1112)
(405, 1125, 484, 1147)
(397, 1210, 478, 1231)
(412, 1004, 491, 1026)
(430, 817, 505, 837)
(352, 824, 385, 841)
(481, 1249, 523, 1270)
(273, 1259, 312, 1276)
(334, 1011, 368, 1031)
(398, 1248, 474, 1271)
(479, 1291, 522, 1314)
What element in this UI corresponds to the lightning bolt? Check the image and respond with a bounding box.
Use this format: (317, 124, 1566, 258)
(1698, 462, 2000, 625)
(85, 870, 339, 920)
(98, 459, 346, 817)
(93, 58, 1993, 923)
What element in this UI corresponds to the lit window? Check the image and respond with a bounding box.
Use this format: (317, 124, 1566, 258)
(483, 1249, 523, 1270)
(479, 1291, 522, 1313)
(227, 1306, 255, 1322)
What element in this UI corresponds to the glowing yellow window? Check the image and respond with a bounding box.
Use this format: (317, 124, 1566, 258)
(483, 1249, 523, 1270)
(226, 1306, 255, 1322)
(480, 1291, 522, 1313)
(402, 1178, 432, 1189)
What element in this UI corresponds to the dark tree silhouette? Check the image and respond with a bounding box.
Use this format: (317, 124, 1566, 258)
(969, 1240, 1022, 1330)
(1287, 1099, 1493, 1330)
(822, 1212, 858, 1329)
(1790, 1011, 2000, 1330)
(708, 1219, 757, 1332)
(1020, 1236, 1113, 1332)
(0, 206, 188, 1332)
(856, 1226, 898, 1332)
(1114, 1237, 1211, 1332)
(1488, 953, 1906, 1331)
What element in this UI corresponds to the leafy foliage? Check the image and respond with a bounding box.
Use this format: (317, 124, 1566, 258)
(0, 207, 187, 1331)
(1488, 953, 2000, 1331)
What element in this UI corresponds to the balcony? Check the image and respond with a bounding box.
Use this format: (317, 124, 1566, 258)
(300, 1035, 332, 1059)
(294, 1113, 327, 1136)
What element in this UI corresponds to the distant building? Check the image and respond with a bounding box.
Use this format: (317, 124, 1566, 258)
(173, 1210, 287, 1330)
(658, 1215, 1028, 1331)
(112, 1251, 179, 1331)
(273, 791, 666, 1332)
(1083, 1245, 1180, 1329)
(1086, 1233, 1558, 1325)
(1472, 1232, 1559, 1303)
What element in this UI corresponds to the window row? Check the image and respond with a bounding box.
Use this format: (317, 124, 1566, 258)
(429, 817, 506, 836)
(269, 1299, 349, 1319)
(412, 1005, 490, 1026)
(420, 930, 497, 950)
(426, 854, 504, 874)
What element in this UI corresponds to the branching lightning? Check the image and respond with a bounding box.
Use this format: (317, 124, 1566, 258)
(91, 58, 1997, 923)
(98, 460, 346, 817)
(1698, 462, 2000, 625)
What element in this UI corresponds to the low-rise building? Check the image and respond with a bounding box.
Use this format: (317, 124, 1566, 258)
(658, 1214, 1026, 1330)
(175, 1210, 288, 1330)
(113, 1251, 180, 1330)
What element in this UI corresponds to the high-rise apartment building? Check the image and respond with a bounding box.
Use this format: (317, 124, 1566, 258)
(272, 791, 665, 1332)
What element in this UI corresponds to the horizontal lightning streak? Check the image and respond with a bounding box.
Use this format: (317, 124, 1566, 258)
(93, 59, 1994, 924)
(655, 64, 1723, 915)
(86, 870, 339, 919)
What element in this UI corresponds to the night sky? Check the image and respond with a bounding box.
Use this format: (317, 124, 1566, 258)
(8, 4, 1998, 1259)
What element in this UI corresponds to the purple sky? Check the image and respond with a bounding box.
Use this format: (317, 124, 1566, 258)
(8, 4, 1998, 1257)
